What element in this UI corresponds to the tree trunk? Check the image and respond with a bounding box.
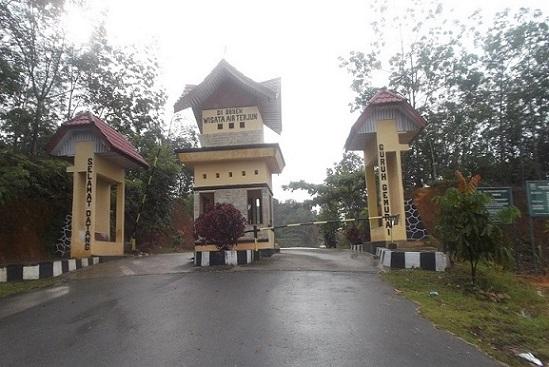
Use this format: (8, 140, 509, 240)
(470, 259, 476, 284)
(467, 246, 477, 284)
(30, 102, 42, 156)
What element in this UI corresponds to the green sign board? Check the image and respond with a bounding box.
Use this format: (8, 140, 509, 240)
(526, 180, 549, 217)
(478, 187, 513, 216)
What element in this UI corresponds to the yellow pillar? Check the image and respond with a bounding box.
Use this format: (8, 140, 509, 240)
(70, 141, 96, 258)
(365, 162, 381, 234)
(70, 168, 83, 256)
(94, 180, 111, 239)
(115, 181, 125, 244)
(369, 120, 408, 243)
(386, 151, 406, 241)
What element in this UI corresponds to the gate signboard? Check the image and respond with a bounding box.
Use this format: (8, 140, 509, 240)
(477, 187, 513, 216)
(526, 180, 549, 217)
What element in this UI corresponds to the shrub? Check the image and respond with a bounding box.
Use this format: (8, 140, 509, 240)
(435, 187, 519, 283)
(344, 224, 362, 245)
(194, 203, 246, 250)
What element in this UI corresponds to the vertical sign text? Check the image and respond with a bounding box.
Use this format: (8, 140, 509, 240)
(378, 144, 392, 235)
(85, 157, 93, 250)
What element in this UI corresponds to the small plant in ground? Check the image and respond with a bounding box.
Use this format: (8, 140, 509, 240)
(434, 171, 520, 284)
(194, 203, 246, 250)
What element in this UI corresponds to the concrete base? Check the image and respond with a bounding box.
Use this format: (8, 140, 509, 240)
(351, 244, 365, 252)
(195, 250, 254, 266)
(376, 247, 448, 272)
(366, 240, 437, 254)
(194, 248, 276, 267)
(0, 257, 101, 282)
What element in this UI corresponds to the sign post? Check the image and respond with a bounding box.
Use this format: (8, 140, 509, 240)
(525, 181, 549, 271)
(477, 187, 513, 216)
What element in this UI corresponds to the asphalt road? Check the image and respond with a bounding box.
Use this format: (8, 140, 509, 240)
(0, 249, 500, 366)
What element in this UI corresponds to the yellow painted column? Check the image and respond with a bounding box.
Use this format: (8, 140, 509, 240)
(377, 143, 392, 225)
(373, 120, 409, 243)
(387, 151, 407, 241)
(94, 180, 111, 239)
(115, 180, 125, 246)
(70, 169, 83, 257)
(70, 142, 96, 258)
(365, 162, 382, 239)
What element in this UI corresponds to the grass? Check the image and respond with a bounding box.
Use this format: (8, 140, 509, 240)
(0, 278, 56, 298)
(382, 263, 549, 367)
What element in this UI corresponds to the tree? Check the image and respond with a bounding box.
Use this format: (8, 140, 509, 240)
(125, 137, 183, 246)
(339, 2, 549, 187)
(0, 149, 71, 255)
(170, 120, 199, 198)
(284, 152, 366, 248)
(72, 25, 167, 140)
(273, 199, 319, 247)
(0, 0, 67, 155)
(194, 203, 247, 251)
(435, 172, 519, 283)
(0, 0, 195, 255)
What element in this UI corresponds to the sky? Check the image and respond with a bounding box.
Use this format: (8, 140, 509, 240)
(64, 0, 549, 202)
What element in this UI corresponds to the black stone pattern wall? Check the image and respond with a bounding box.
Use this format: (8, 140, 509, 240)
(56, 214, 72, 258)
(404, 199, 428, 240)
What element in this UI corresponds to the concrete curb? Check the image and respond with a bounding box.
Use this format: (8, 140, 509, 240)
(0, 257, 100, 282)
(351, 244, 365, 252)
(376, 248, 448, 272)
(195, 250, 259, 267)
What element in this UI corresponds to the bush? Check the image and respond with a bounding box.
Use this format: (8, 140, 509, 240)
(435, 187, 519, 283)
(0, 151, 71, 259)
(194, 203, 246, 250)
(344, 224, 362, 245)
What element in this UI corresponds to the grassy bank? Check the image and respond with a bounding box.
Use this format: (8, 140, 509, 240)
(382, 264, 549, 367)
(0, 278, 56, 298)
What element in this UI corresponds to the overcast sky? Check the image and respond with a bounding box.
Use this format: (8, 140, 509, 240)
(65, 0, 549, 202)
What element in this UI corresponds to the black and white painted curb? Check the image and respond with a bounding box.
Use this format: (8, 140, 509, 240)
(351, 244, 365, 252)
(0, 257, 100, 282)
(376, 248, 448, 272)
(195, 250, 256, 267)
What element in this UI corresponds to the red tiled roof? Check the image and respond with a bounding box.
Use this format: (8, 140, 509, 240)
(344, 88, 427, 150)
(46, 112, 149, 168)
(368, 88, 407, 105)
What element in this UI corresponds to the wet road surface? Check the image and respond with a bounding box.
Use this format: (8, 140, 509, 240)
(0, 249, 500, 366)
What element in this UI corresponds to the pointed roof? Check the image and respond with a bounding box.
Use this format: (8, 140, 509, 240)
(173, 59, 282, 134)
(46, 112, 149, 169)
(345, 88, 427, 150)
(368, 88, 408, 105)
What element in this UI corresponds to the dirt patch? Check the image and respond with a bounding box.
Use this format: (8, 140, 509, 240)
(520, 275, 549, 289)
(412, 183, 449, 235)
(0, 199, 55, 265)
(139, 199, 195, 253)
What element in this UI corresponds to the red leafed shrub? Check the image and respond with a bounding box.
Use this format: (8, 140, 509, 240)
(344, 224, 362, 245)
(194, 203, 246, 250)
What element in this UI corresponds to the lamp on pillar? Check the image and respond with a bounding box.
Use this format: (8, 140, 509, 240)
(345, 88, 427, 246)
(46, 112, 149, 258)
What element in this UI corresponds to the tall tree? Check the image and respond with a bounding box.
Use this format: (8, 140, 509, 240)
(284, 152, 366, 247)
(339, 2, 549, 186)
(0, 0, 196, 252)
(0, 0, 67, 155)
(273, 199, 319, 248)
